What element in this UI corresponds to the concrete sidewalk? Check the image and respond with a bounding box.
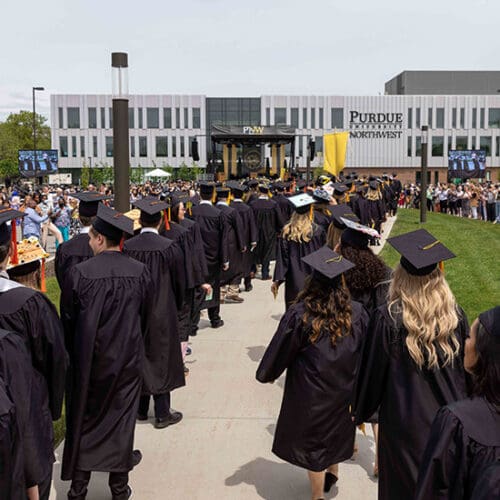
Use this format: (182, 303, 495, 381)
(49, 217, 398, 500)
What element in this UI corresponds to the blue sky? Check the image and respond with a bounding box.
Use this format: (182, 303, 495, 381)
(1, 0, 499, 121)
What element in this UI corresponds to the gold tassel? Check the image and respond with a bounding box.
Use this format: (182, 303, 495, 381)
(164, 209, 170, 231)
(10, 220, 18, 265)
(439, 261, 444, 273)
(309, 205, 314, 221)
(40, 258, 47, 293)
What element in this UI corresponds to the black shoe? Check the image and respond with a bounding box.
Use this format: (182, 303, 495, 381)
(136, 413, 148, 421)
(211, 319, 224, 329)
(324, 472, 338, 492)
(184, 364, 190, 375)
(132, 449, 142, 467)
(154, 411, 183, 429)
(112, 485, 133, 500)
(186, 346, 192, 356)
(190, 330, 197, 337)
(245, 284, 253, 292)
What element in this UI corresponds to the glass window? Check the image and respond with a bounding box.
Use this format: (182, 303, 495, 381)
(415, 137, 422, 157)
(488, 108, 500, 128)
(318, 108, 324, 129)
(92, 136, 97, 157)
(266, 108, 270, 126)
(184, 108, 189, 128)
(480, 136, 492, 156)
(331, 108, 344, 129)
(471, 136, 478, 150)
(407, 136, 412, 156)
(163, 108, 172, 128)
(298, 137, 303, 156)
(456, 136, 468, 150)
(472, 108, 477, 128)
(460, 108, 465, 128)
(428, 108, 433, 128)
(436, 108, 444, 128)
(274, 107, 286, 125)
(156, 137, 168, 157)
(193, 107, 201, 128)
(416, 108, 421, 128)
(431, 136, 444, 156)
(180, 138, 185, 157)
(496, 136, 500, 156)
(139, 136, 147, 157)
(448, 135, 453, 152)
(106, 137, 113, 157)
(311, 109, 316, 129)
(100, 107, 106, 129)
(58, 107, 64, 128)
(146, 108, 159, 128)
(291, 108, 299, 128)
(303, 108, 307, 128)
(71, 136, 77, 157)
(171, 137, 177, 157)
(480, 108, 485, 128)
(175, 108, 180, 128)
(80, 136, 85, 157)
(407, 108, 413, 129)
(315, 136, 323, 153)
(109, 108, 113, 129)
(452, 108, 457, 128)
(128, 108, 135, 128)
(130, 137, 135, 157)
(60, 136, 68, 157)
(88, 108, 97, 129)
(138, 108, 143, 129)
(67, 108, 80, 129)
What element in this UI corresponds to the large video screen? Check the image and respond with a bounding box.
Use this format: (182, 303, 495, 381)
(18, 149, 58, 178)
(448, 150, 486, 179)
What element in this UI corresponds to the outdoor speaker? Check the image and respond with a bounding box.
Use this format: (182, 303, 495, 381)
(308, 138, 315, 161)
(191, 138, 200, 161)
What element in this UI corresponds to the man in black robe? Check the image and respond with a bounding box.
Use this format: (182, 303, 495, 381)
(123, 198, 185, 429)
(191, 183, 229, 329)
(61, 204, 150, 499)
(271, 181, 293, 223)
(0, 209, 67, 500)
(249, 185, 285, 280)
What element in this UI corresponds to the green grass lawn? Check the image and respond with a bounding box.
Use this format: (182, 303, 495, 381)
(379, 209, 500, 323)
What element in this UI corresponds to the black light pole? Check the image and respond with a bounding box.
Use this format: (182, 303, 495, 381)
(88, 156, 92, 185)
(32, 86, 44, 181)
(420, 125, 429, 223)
(306, 136, 315, 184)
(111, 52, 130, 213)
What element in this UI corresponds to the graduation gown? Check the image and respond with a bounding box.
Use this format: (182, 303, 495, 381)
(354, 305, 469, 500)
(231, 200, 258, 279)
(250, 197, 284, 264)
(416, 396, 500, 500)
(313, 208, 333, 234)
(354, 197, 370, 226)
(61, 251, 150, 479)
(257, 301, 369, 472)
(217, 202, 245, 283)
(123, 231, 186, 395)
(273, 225, 326, 309)
(180, 217, 209, 287)
(273, 193, 293, 223)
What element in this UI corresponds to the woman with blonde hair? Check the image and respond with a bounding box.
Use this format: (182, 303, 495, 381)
(272, 194, 325, 309)
(366, 180, 385, 246)
(354, 229, 469, 500)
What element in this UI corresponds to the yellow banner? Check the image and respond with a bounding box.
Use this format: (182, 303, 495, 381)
(323, 132, 349, 177)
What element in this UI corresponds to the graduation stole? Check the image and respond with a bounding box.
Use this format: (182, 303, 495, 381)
(10, 220, 18, 265)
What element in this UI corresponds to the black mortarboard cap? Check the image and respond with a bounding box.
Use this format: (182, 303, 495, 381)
(478, 306, 500, 339)
(302, 246, 355, 281)
(388, 229, 456, 276)
(92, 203, 134, 240)
(258, 184, 269, 194)
(132, 197, 169, 224)
(333, 183, 348, 196)
(169, 191, 190, 207)
(288, 193, 316, 214)
(368, 181, 378, 190)
(226, 181, 247, 198)
(328, 204, 360, 228)
(216, 187, 230, 197)
(247, 179, 259, 188)
(0, 208, 25, 245)
(339, 217, 381, 250)
(72, 191, 112, 217)
(312, 188, 331, 204)
(199, 182, 216, 197)
(296, 180, 307, 190)
(272, 181, 286, 191)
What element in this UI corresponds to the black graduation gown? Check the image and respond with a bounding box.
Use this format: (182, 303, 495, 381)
(250, 198, 284, 264)
(367, 198, 384, 230)
(313, 208, 332, 234)
(353, 305, 469, 500)
(61, 251, 150, 479)
(416, 396, 500, 500)
(257, 301, 369, 472)
(231, 200, 258, 279)
(470, 461, 500, 500)
(354, 197, 370, 226)
(160, 222, 193, 290)
(217, 202, 245, 283)
(54, 231, 93, 291)
(0, 379, 24, 500)
(273, 193, 293, 223)
(180, 217, 209, 287)
(123, 231, 186, 395)
(273, 225, 326, 309)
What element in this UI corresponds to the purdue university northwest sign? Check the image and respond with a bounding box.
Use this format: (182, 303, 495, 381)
(348, 111, 404, 139)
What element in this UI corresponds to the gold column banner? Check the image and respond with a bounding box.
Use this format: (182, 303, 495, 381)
(271, 145, 277, 174)
(231, 145, 238, 177)
(222, 144, 229, 178)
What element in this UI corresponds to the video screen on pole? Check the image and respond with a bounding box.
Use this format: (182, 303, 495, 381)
(448, 150, 486, 179)
(18, 149, 58, 178)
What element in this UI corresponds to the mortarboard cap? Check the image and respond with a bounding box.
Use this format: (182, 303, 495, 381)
(0, 208, 25, 246)
(369, 180, 379, 190)
(296, 180, 307, 190)
(72, 192, 112, 217)
(287, 193, 316, 214)
(388, 229, 456, 276)
(92, 203, 134, 241)
(328, 204, 360, 229)
(169, 191, 190, 207)
(199, 182, 216, 197)
(302, 245, 355, 281)
(312, 188, 331, 204)
(258, 184, 270, 194)
(478, 306, 500, 339)
(339, 217, 380, 250)
(333, 183, 348, 196)
(124, 209, 142, 232)
(216, 187, 230, 197)
(132, 197, 169, 224)
(226, 181, 247, 198)
(246, 179, 259, 188)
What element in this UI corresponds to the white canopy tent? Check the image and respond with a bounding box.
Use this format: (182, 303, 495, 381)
(144, 168, 171, 178)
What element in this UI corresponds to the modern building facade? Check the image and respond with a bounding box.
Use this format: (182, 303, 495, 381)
(51, 92, 500, 183)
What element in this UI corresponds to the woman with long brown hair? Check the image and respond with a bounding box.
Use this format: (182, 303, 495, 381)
(258, 246, 369, 500)
(354, 229, 469, 500)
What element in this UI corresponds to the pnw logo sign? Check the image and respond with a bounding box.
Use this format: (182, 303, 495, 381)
(349, 111, 404, 139)
(242, 126, 264, 135)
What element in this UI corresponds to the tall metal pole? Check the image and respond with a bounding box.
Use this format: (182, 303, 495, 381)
(420, 125, 429, 223)
(111, 53, 130, 213)
(306, 135, 312, 184)
(32, 87, 44, 184)
(88, 156, 92, 185)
